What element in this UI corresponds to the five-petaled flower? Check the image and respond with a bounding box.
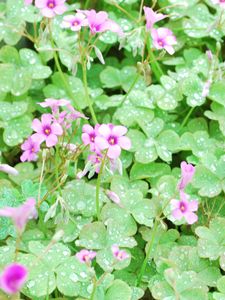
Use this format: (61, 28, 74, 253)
(0, 263, 28, 294)
(171, 191, 198, 225)
(20, 137, 40, 162)
(151, 27, 177, 55)
(0, 198, 38, 233)
(178, 161, 195, 191)
(32, 113, 63, 147)
(95, 124, 131, 159)
(76, 249, 97, 264)
(144, 6, 167, 30)
(82, 124, 100, 152)
(62, 13, 88, 31)
(35, 0, 67, 18)
(112, 245, 129, 261)
(79, 9, 122, 35)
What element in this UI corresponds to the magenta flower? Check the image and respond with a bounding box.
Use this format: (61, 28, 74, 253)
(151, 27, 177, 55)
(76, 249, 97, 264)
(0, 198, 38, 233)
(143, 6, 167, 30)
(32, 114, 63, 147)
(79, 9, 122, 35)
(0, 264, 28, 294)
(35, 0, 67, 18)
(62, 13, 88, 31)
(112, 245, 129, 261)
(0, 164, 19, 176)
(212, 0, 225, 8)
(178, 161, 195, 190)
(20, 137, 40, 162)
(38, 98, 70, 114)
(82, 124, 100, 152)
(171, 191, 198, 225)
(106, 190, 121, 205)
(95, 124, 131, 159)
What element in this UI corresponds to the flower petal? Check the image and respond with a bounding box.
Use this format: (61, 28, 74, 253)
(46, 134, 58, 147)
(118, 136, 131, 150)
(107, 145, 121, 159)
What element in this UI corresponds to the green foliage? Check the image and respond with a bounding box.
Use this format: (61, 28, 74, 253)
(1, 0, 225, 299)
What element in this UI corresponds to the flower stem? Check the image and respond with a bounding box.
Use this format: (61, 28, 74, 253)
(146, 36, 164, 82)
(82, 60, 98, 124)
(48, 20, 82, 112)
(180, 107, 195, 131)
(90, 280, 97, 300)
(121, 73, 140, 105)
(95, 152, 107, 220)
(53, 50, 82, 112)
(135, 220, 159, 286)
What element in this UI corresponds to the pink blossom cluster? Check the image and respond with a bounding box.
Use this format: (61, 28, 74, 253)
(144, 6, 177, 55)
(171, 161, 198, 225)
(62, 9, 122, 36)
(75, 245, 128, 264)
(79, 123, 131, 176)
(20, 99, 86, 162)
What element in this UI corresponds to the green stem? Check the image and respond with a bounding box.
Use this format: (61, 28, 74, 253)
(180, 107, 195, 130)
(48, 21, 82, 112)
(53, 50, 82, 112)
(82, 60, 98, 124)
(135, 220, 159, 286)
(95, 152, 107, 220)
(121, 73, 140, 105)
(90, 280, 97, 300)
(146, 36, 164, 82)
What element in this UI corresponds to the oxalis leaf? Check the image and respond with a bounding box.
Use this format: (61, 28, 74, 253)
(196, 218, 225, 270)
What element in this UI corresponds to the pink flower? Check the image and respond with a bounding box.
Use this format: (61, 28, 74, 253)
(62, 13, 88, 31)
(0, 264, 28, 294)
(95, 124, 131, 159)
(82, 124, 100, 152)
(24, 0, 33, 5)
(151, 27, 177, 55)
(32, 114, 63, 147)
(76, 249, 96, 264)
(0, 164, 19, 176)
(212, 0, 225, 8)
(79, 9, 122, 35)
(143, 6, 167, 30)
(20, 137, 40, 162)
(171, 191, 198, 225)
(106, 190, 121, 205)
(38, 98, 70, 114)
(178, 161, 195, 190)
(0, 198, 38, 233)
(112, 245, 129, 261)
(35, 0, 67, 18)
